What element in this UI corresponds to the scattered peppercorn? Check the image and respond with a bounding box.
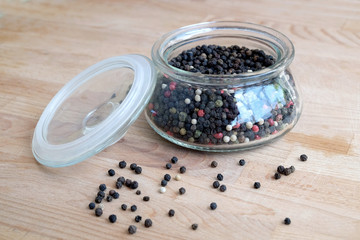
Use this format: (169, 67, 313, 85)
(95, 208, 103, 217)
(95, 196, 102, 203)
(106, 195, 113, 202)
(160, 187, 166, 193)
(164, 174, 171, 181)
(239, 159, 246, 166)
(121, 204, 127, 211)
(180, 166, 186, 174)
(210, 202, 217, 210)
(136, 190, 141, 195)
(98, 203, 104, 210)
(125, 179, 132, 187)
(168, 209, 175, 217)
(128, 225, 137, 234)
(116, 181, 123, 189)
(217, 173, 224, 181)
(89, 202, 95, 209)
(284, 217, 291, 225)
(109, 189, 115, 196)
(113, 192, 119, 199)
(290, 165, 295, 173)
(179, 187, 186, 195)
(135, 215, 142, 222)
(219, 185, 227, 192)
(213, 181, 220, 188)
(284, 168, 291, 176)
(99, 184, 106, 191)
(254, 182, 261, 189)
(144, 219, 153, 228)
(274, 173, 281, 180)
(211, 161, 218, 168)
(130, 163, 137, 170)
(175, 174, 181, 181)
(108, 169, 115, 176)
(277, 165, 285, 174)
(131, 181, 139, 190)
(130, 205, 137, 212)
(135, 166, 142, 174)
(119, 160, 127, 169)
(161, 180, 168, 187)
(143, 196, 150, 202)
(171, 156, 178, 164)
(109, 214, 117, 223)
(97, 191, 105, 198)
(191, 223, 198, 230)
(117, 176, 125, 184)
(300, 154, 308, 161)
(166, 163, 172, 169)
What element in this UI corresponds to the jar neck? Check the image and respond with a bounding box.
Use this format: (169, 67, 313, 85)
(151, 21, 294, 87)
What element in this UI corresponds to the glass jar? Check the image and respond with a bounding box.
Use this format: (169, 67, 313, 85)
(146, 21, 301, 151)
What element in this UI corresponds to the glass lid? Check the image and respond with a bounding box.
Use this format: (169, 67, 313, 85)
(32, 55, 156, 167)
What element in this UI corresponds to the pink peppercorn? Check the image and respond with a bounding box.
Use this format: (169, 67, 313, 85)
(255, 135, 261, 140)
(164, 91, 171, 98)
(198, 110, 205, 117)
(276, 114, 283, 121)
(214, 133, 223, 139)
(166, 131, 174, 136)
(148, 103, 154, 110)
(272, 130, 278, 135)
(233, 123, 240, 129)
(286, 101, 294, 108)
(268, 119, 274, 126)
(169, 84, 176, 91)
(252, 125, 259, 133)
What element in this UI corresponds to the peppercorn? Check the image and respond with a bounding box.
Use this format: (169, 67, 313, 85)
(164, 174, 171, 181)
(284, 168, 291, 176)
(191, 223, 198, 230)
(121, 204, 127, 211)
(109, 214, 117, 223)
(274, 173, 281, 180)
(254, 182, 261, 189)
(116, 181, 123, 189)
(143, 196, 150, 202)
(180, 166, 186, 174)
(125, 179, 132, 187)
(171, 156, 178, 164)
(99, 184, 106, 191)
(130, 181, 139, 190)
(130, 163, 137, 170)
(300, 154, 308, 161)
(135, 215, 142, 222)
(128, 225, 137, 234)
(95, 208, 103, 217)
(210, 202, 217, 210)
(119, 160, 127, 169)
(161, 180, 168, 187)
(290, 165, 295, 173)
(277, 165, 285, 174)
(239, 159, 246, 166)
(109, 189, 115, 196)
(106, 195, 113, 202)
(113, 192, 119, 199)
(213, 181, 220, 188)
(117, 176, 125, 184)
(89, 202, 95, 209)
(211, 161, 218, 168)
(144, 219, 153, 228)
(168, 209, 175, 217)
(130, 205, 137, 212)
(219, 185, 227, 192)
(175, 174, 181, 181)
(165, 163, 172, 169)
(136, 190, 141, 195)
(95, 196, 102, 203)
(108, 169, 115, 176)
(179, 187, 186, 195)
(217, 173, 224, 181)
(98, 203, 104, 210)
(97, 191, 105, 198)
(160, 187, 166, 193)
(284, 217, 291, 225)
(134, 166, 142, 174)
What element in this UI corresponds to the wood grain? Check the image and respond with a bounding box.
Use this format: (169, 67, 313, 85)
(0, 0, 359, 239)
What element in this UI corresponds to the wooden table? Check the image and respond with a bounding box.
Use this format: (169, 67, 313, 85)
(0, 0, 359, 239)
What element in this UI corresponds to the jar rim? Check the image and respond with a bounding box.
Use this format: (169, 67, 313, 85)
(151, 21, 295, 86)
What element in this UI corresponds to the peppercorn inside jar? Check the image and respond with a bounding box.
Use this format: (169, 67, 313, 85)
(146, 21, 302, 152)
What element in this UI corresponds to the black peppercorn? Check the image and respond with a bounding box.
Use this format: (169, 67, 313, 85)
(108, 169, 115, 176)
(284, 168, 291, 176)
(211, 161, 218, 168)
(164, 174, 171, 181)
(161, 179, 168, 187)
(284, 217, 291, 225)
(191, 223, 198, 230)
(125, 179, 132, 187)
(116, 181, 123, 189)
(219, 185, 227, 192)
(143, 196, 150, 202)
(168, 209, 175, 217)
(130, 205, 137, 212)
(213, 181, 220, 188)
(144, 219, 153, 228)
(97, 191, 105, 198)
(277, 165, 285, 174)
(95, 196, 102, 203)
(300, 154, 308, 161)
(210, 202, 217, 210)
(239, 159, 246, 166)
(113, 192, 119, 199)
(171, 156, 178, 164)
(130, 181, 139, 190)
(290, 165, 295, 173)
(99, 184, 106, 191)
(135, 215, 142, 222)
(254, 182, 261, 189)
(179, 166, 186, 174)
(166, 163, 172, 169)
(109, 214, 117, 223)
(106, 195, 113, 202)
(136, 190, 141, 195)
(119, 160, 127, 169)
(89, 202, 95, 209)
(109, 189, 115, 196)
(95, 208, 103, 217)
(217, 173, 224, 181)
(274, 173, 281, 180)
(128, 225, 137, 234)
(134, 166, 142, 174)
(130, 163, 137, 170)
(117, 176, 125, 184)
(179, 187, 186, 195)
(121, 204, 127, 211)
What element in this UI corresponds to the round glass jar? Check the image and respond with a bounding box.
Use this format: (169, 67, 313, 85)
(146, 21, 302, 151)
